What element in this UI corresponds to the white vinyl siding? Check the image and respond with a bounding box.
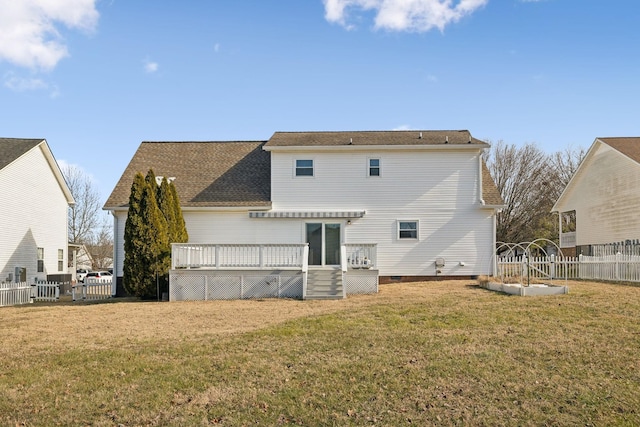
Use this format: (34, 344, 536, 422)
(270, 148, 494, 276)
(0, 145, 69, 282)
(555, 142, 640, 246)
(111, 146, 497, 278)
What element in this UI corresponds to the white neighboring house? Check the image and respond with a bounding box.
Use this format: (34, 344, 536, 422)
(552, 137, 640, 255)
(0, 138, 75, 284)
(104, 130, 504, 299)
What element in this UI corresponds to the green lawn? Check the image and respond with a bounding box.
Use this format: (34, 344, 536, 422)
(1, 280, 639, 426)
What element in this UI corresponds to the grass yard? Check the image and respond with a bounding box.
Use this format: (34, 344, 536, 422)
(1, 280, 639, 426)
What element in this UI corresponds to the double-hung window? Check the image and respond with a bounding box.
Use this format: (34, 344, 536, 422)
(398, 221, 418, 239)
(295, 159, 314, 177)
(37, 247, 44, 272)
(58, 249, 64, 272)
(368, 158, 380, 177)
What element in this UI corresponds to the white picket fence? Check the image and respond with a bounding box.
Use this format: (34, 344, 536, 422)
(497, 254, 640, 283)
(0, 281, 60, 307)
(72, 277, 113, 302)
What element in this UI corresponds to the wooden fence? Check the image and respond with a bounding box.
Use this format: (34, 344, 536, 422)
(497, 254, 640, 283)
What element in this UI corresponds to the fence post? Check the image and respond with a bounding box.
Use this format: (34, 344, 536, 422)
(578, 254, 583, 279)
(550, 254, 556, 279)
(615, 252, 621, 281)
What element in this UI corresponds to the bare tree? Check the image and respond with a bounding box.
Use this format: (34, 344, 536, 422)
(62, 165, 114, 270)
(86, 214, 114, 270)
(485, 141, 554, 243)
(63, 164, 103, 244)
(549, 145, 586, 191)
(485, 141, 586, 245)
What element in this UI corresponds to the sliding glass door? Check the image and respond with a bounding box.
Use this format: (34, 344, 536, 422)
(306, 223, 341, 266)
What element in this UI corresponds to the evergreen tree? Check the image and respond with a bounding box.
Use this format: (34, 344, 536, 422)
(123, 170, 169, 298)
(140, 178, 169, 297)
(169, 180, 189, 243)
(123, 172, 148, 296)
(124, 169, 188, 298)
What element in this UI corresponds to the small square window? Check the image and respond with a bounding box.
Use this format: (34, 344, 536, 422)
(295, 159, 314, 176)
(398, 221, 418, 239)
(369, 158, 380, 177)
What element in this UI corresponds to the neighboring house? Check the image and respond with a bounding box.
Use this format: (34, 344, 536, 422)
(69, 243, 94, 280)
(552, 137, 640, 256)
(0, 138, 75, 284)
(104, 130, 504, 299)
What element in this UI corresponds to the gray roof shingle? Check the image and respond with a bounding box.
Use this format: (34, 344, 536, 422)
(265, 130, 485, 148)
(0, 138, 43, 170)
(105, 131, 502, 210)
(104, 141, 271, 209)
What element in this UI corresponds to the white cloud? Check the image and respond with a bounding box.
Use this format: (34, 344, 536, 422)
(3, 71, 61, 97)
(4, 73, 47, 91)
(393, 125, 414, 130)
(323, 0, 488, 32)
(144, 59, 158, 73)
(0, 0, 99, 71)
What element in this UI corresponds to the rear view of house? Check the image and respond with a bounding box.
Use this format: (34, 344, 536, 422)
(105, 130, 503, 299)
(0, 138, 74, 284)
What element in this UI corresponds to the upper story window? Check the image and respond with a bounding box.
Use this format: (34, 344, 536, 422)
(368, 158, 381, 177)
(295, 159, 314, 177)
(398, 220, 418, 239)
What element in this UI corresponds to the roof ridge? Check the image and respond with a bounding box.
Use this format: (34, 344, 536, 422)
(141, 140, 268, 144)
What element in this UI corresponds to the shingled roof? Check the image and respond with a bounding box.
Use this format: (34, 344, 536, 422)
(265, 130, 486, 148)
(481, 161, 504, 206)
(599, 137, 640, 163)
(104, 141, 271, 209)
(0, 137, 44, 170)
(106, 132, 502, 210)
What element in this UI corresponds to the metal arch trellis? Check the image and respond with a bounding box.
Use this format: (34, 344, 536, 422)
(494, 239, 568, 286)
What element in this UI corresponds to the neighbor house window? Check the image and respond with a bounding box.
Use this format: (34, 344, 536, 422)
(398, 221, 418, 239)
(368, 158, 380, 177)
(295, 159, 314, 176)
(37, 247, 44, 272)
(58, 249, 64, 272)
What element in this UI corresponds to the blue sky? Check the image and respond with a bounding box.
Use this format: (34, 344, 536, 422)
(2, 0, 639, 203)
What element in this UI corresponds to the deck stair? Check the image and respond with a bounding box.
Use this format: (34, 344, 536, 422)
(305, 268, 344, 300)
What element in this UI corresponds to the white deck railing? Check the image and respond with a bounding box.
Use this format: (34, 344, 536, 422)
(172, 243, 308, 269)
(344, 243, 377, 269)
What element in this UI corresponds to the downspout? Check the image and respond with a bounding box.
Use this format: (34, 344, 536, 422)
(478, 153, 485, 205)
(111, 211, 118, 296)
